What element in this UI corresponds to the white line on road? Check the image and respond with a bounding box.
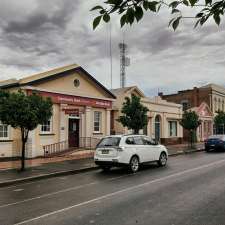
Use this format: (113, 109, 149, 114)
(0, 174, 132, 209)
(14, 158, 225, 225)
(13, 189, 24, 192)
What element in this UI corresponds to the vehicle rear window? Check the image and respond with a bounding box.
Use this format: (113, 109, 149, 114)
(97, 137, 121, 147)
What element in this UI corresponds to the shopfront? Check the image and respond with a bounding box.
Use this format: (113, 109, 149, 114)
(0, 64, 115, 158)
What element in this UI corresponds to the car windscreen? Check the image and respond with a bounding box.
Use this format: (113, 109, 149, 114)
(97, 137, 121, 147)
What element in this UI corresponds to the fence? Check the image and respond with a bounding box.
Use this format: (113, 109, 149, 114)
(43, 137, 101, 157)
(43, 140, 69, 157)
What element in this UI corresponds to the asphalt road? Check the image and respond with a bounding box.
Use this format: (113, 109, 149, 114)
(1, 151, 225, 225)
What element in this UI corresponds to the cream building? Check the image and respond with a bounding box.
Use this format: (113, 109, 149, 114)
(0, 64, 116, 158)
(111, 86, 183, 145)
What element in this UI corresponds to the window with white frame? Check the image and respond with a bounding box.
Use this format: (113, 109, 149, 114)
(0, 122, 9, 139)
(168, 121, 177, 137)
(41, 118, 52, 133)
(94, 111, 101, 133)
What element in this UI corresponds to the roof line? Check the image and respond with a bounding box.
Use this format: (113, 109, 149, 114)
(0, 65, 116, 99)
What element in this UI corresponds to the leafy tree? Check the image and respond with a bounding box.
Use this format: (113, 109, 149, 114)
(214, 110, 225, 134)
(117, 94, 149, 134)
(0, 90, 53, 171)
(180, 110, 201, 148)
(91, 0, 224, 30)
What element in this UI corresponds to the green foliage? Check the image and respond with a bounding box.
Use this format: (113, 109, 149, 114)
(0, 90, 52, 131)
(0, 90, 53, 170)
(180, 110, 201, 131)
(214, 110, 225, 134)
(180, 110, 201, 147)
(91, 0, 225, 30)
(117, 94, 149, 134)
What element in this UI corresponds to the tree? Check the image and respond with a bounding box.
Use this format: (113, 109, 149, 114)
(214, 110, 225, 134)
(91, 0, 224, 30)
(0, 90, 53, 171)
(180, 110, 201, 148)
(117, 94, 149, 134)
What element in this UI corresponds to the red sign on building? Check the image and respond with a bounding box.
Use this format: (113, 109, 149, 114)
(26, 89, 112, 108)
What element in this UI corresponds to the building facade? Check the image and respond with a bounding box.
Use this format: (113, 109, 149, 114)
(160, 83, 225, 115)
(0, 64, 116, 158)
(111, 86, 183, 145)
(184, 102, 213, 142)
(160, 84, 219, 140)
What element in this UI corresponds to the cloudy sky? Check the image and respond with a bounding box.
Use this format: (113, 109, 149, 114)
(0, 0, 224, 96)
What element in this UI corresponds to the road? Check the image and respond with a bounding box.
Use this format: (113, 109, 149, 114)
(1, 151, 225, 225)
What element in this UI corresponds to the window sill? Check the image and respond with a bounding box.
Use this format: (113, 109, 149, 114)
(93, 132, 103, 135)
(39, 133, 55, 136)
(0, 139, 13, 142)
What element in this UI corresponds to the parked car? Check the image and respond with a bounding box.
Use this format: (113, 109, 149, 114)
(205, 135, 225, 152)
(94, 134, 168, 173)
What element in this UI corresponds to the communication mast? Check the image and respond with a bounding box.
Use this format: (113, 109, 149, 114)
(119, 42, 130, 88)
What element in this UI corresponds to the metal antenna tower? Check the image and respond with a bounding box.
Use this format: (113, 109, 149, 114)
(119, 42, 130, 88)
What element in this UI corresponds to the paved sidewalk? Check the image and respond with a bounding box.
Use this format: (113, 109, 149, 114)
(0, 143, 204, 187)
(0, 157, 97, 186)
(0, 149, 95, 170)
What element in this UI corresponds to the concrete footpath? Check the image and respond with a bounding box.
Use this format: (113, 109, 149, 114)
(0, 143, 204, 187)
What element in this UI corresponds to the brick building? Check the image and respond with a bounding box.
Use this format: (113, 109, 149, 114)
(159, 83, 225, 141)
(159, 83, 225, 115)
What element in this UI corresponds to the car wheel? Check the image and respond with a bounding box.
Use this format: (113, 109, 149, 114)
(130, 156, 139, 173)
(158, 152, 167, 167)
(101, 166, 111, 172)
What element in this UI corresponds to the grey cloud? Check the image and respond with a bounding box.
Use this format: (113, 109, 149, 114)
(0, 1, 224, 95)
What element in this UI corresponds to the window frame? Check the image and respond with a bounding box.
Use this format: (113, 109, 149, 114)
(40, 117, 53, 134)
(0, 122, 9, 140)
(93, 111, 102, 133)
(133, 136, 145, 145)
(168, 121, 178, 137)
(125, 137, 135, 145)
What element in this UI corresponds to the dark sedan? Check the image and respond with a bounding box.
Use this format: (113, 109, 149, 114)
(205, 135, 225, 152)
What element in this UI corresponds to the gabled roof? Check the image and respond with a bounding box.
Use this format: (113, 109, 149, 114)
(0, 64, 116, 99)
(190, 102, 213, 117)
(111, 86, 145, 98)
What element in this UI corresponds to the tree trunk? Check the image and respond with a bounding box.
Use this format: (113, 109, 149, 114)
(134, 129, 139, 134)
(20, 128, 29, 171)
(189, 130, 193, 149)
(21, 140, 26, 171)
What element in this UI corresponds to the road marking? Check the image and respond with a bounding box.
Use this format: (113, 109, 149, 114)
(0, 174, 132, 208)
(13, 189, 24, 192)
(14, 158, 225, 225)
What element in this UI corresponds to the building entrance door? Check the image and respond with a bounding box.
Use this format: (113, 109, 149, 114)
(155, 115, 161, 143)
(68, 118, 79, 148)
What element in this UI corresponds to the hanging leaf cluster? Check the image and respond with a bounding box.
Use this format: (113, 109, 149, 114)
(91, 0, 225, 30)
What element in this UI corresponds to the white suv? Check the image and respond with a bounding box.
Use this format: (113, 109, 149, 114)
(94, 135, 168, 173)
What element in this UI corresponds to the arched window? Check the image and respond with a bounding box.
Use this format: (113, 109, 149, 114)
(218, 99, 221, 111)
